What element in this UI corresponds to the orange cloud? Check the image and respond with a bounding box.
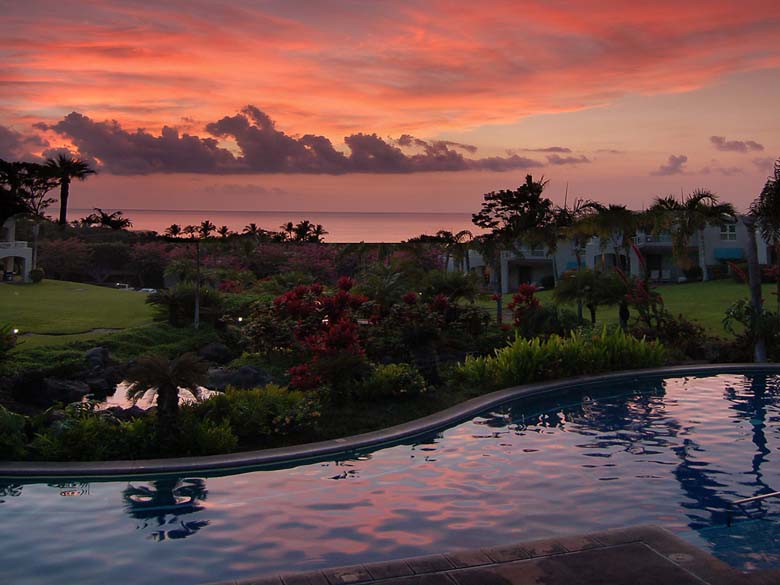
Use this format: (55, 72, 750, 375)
(2, 0, 779, 138)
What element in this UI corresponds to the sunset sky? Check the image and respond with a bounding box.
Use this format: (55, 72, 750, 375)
(1, 0, 779, 213)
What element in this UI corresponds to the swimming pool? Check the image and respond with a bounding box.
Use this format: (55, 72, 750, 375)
(2, 371, 779, 584)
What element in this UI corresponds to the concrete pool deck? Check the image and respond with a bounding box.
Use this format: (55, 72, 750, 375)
(210, 526, 770, 585)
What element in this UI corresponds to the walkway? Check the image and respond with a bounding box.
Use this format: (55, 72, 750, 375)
(210, 525, 770, 585)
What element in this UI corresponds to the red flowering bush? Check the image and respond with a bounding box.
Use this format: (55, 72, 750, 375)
(507, 283, 540, 328)
(245, 278, 370, 399)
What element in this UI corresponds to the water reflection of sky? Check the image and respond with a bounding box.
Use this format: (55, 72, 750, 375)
(2, 373, 780, 584)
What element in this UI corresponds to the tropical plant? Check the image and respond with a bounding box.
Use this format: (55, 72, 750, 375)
(472, 175, 556, 321)
(81, 207, 133, 230)
(45, 153, 96, 225)
(216, 225, 231, 239)
(125, 353, 209, 438)
(585, 204, 636, 270)
(195, 384, 320, 441)
(648, 190, 736, 280)
(165, 223, 182, 238)
(553, 269, 625, 324)
(455, 328, 666, 391)
(360, 363, 428, 399)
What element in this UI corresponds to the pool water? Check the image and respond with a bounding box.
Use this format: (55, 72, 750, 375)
(2, 372, 780, 584)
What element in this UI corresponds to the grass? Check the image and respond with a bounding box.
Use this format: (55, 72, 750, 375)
(479, 279, 778, 336)
(0, 280, 154, 347)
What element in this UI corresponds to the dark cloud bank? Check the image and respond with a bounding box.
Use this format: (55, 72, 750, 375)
(22, 105, 597, 175)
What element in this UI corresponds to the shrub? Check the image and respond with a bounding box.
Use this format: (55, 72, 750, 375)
(0, 324, 16, 361)
(454, 328, 666, 392)
(29, 267, 45, 283)
(0, 405, 27, 460)
(195, 384, 320, 442)
(147, 284, 224, 326)
(29, 403, 128, 461)
(683, 266, 702, 281)
(175, 411, 239, 455)
(632, 313, 710, 361)
(361, 363, 428, 399)
(509, 284, 585, 338)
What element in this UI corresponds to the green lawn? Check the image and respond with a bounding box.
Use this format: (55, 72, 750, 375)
(480, 280, 777, 336)
(0, 280, 154, 347)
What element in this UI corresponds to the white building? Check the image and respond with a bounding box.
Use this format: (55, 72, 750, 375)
(458, 219, 771, 294)
(0, 217, 32, 282)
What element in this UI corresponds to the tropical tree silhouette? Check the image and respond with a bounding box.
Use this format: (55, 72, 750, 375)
(198, 219, 216, 238)
(216, 225, 231, 239)
(648, 190, 735, 280)
(165, 223, 182, 238)
(585, 204, 636, 270)
(82, 207, 133, 230)
(472, 175, 555, 322)
(125, 353, 208, 440)
(45, 153, 96, 225)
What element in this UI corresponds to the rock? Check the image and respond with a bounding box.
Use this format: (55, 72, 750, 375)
(43, 378, 91, 404)
(198, 342, 235, 365)
(85, 347, 110, 371)
(207, 365, 272, 390)
(106, 405, 146, 420)
(85, 376, 113, 394)
(44, 408, 67, 425)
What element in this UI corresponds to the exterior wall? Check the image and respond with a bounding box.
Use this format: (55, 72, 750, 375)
(1, 218, 32, 282)
(458, 216, 773, 290)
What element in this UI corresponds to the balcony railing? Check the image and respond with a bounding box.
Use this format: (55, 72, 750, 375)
(633, 234, 672, 244)
(0, 241, 29, 249)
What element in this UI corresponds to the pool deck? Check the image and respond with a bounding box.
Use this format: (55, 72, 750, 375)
(210, 525, 768, 585)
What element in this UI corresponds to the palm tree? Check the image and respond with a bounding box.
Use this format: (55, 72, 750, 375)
(216, 225, 231, 239)
(243, 222, 261, 236)
(45, 153, 96, 225)
(198, 220, 216, 238)
(165, 223, 182, 238)
(649, 190, 735, 281)
(280, 221, 295, 240)
(586, 204, 636, 271)
(435, 230, 456, 269)
(557, 198, 601, 319)
(750, 157, 780, 308)
(84, 208, 133, 230)
(125, 353, 208, 438)
(311, 223, 328, 243)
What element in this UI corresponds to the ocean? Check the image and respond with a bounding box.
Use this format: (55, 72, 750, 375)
(71, 209, 480, 243)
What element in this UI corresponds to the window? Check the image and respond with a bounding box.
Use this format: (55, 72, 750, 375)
(720, 224, 737, 241)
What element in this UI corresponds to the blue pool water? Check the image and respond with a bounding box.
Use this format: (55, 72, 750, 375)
(2, 372, 780, 584)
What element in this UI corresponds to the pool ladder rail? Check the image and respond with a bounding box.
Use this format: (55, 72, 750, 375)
(726, 491, 780, 527)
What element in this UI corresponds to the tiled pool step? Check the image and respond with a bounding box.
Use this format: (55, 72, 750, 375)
(210, 525, 754, 585)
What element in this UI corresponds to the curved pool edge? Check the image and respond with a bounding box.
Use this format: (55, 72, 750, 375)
(2, 363, 778, 479)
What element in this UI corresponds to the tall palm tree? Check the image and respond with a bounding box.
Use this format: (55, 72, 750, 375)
(649, 189, 735, 281)
(216, 225, 231, 239)
(45, 153, 96, 225)
(586, 204, 636, 271)
(453, 229, 474, 273)
(750, 157, 780, 307)
(125, 353, 208, 438)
